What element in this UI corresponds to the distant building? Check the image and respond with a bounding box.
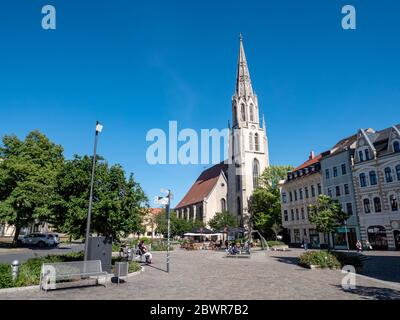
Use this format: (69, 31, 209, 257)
(136, 208, 164, 239)
(280, 152, 326, 248)
(175, 162, 228, 226)
(320, 134, 360, 250)
(352, 125, 400, 250)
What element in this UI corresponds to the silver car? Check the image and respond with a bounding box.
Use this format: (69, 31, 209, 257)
(20, 233, 55, 248)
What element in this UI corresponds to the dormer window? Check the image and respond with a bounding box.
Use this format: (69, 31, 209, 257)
(359, 150, 364, 162)
(365, 149, 370, 160)
(394, 141, 400, 153)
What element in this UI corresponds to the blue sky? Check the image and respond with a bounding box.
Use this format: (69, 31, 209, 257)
(0, 0, 399, 207)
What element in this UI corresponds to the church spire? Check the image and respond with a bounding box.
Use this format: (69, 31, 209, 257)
(235, 33, 254, 98)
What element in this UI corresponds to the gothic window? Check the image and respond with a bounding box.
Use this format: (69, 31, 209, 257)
(220, 198, 227, 212)
(369, 171, 377, 185)
(249, 133, 253, 150)
(385, 167, 393, 183)
(364, 198, 371, 214)
(241, 104, 246, 121)
(254, 133, 260, 151)
(360, 173, 367, 187)
(396, 165, 400, 180)
(390, 195, 398, 211)
(373, 197, 382, 213)
(253, 159, 260, 189)
(250, 104, 254, 122)
(393, 141, 400, 153)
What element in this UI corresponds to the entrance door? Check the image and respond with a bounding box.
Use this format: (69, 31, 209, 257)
(394, 230, 400, 250)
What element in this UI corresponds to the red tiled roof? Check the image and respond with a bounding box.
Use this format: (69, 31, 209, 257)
(149, 208, 163, 215)
(292, 154, 322, 172)
(175, 162, 228, 209)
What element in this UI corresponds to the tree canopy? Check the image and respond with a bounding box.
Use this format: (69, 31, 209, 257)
(208, 211, 238, 231)
(155, 211, 205, 237)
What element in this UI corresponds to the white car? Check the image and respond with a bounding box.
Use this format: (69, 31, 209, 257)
(19, 233, 55, 248)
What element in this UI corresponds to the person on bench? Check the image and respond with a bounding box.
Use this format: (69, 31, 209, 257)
(138, 240, 152, 264)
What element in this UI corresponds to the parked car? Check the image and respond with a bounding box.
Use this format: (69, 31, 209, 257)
(47, 233, 60, 246)
(18, 233, 56, 248)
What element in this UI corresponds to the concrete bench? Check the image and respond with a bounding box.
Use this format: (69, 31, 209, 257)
(40, 260, 108, 293)
(271, 245, 289, 251)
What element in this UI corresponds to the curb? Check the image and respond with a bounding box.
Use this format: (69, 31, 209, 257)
(0, 266, 145, 294)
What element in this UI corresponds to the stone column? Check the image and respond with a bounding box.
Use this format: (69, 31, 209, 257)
(193, 205, 197, 221)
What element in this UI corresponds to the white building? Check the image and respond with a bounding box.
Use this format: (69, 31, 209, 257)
(176, 35, 270, 228)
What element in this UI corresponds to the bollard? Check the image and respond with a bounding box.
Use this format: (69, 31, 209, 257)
(11, 260, 20, 281)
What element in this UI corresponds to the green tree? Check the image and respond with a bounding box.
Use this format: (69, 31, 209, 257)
(249, 165, 293, 239)
(155, 211, 204, 238)
(208, 211, 238, 231)
(53, 155, 148, 240)
(308, 195, 349, 251)
(0, 131, 64, 244)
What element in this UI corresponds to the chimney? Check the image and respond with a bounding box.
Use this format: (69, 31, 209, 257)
(309, 151, 315, 160)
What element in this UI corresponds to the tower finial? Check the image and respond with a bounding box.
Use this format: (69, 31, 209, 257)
(239, 33, 243, 41)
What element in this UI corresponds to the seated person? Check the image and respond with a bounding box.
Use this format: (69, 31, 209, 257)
(229, 243, 240, 255)
(137, 240, 152, 264)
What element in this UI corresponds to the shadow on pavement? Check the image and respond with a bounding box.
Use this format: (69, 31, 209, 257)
(334, 285, 400, 300)
(360, 254, 400, 284)
(270, 256, 299, 266)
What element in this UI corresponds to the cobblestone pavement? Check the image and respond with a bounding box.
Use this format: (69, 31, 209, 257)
(1, 248, 400, 300)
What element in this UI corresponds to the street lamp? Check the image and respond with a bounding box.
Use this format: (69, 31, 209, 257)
(84, 121, 103, 261)
(155, 189, 172, 273)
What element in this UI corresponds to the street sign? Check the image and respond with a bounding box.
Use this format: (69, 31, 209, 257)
(154, 196, 169, 205)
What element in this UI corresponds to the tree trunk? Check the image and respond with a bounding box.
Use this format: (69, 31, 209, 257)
(12, 226, 21, 247)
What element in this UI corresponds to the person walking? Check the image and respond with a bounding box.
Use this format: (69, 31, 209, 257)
(356, 240, 362, 252)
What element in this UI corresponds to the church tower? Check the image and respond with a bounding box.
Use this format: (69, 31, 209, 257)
(227, 34, 270, 228)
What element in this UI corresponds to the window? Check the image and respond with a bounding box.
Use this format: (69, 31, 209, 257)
(241, 104, 246, 121)
(253, 159, 260, 189)
(359, 150, 364, 162)
(311, 185, 316, 197)
(385, 167, 393, 183)
(289, 191, 293, 202)
(360, 173, 367, 187)
(236, 176, 241, 192)
(364, 198, 371, 214)
(341, 164, 347, 175)
(325, 169, 330, 179)
(284, 210, 288, 222)
(369, 171, 377, 185)
(336, 186, 341, 197)
(291, 209, 295, 221)
(299, 188, 303, 200)
(301, 208, 305, 220)
(394, 141, 400, 153)
(249, 133, 253, 150)
(328, 188, 332, 197)
(221, 198, 226, 212)
(254, 133, 260, 151)
(296, 209, 299, 220)
(365, 149, 370, 160)
(396, 165, 400, 181)
(346, 203, 353, 215)
(333, 167, 338, 177)
(318, 184, 322, 195)
(294, 190, 298, 201)
(390, 195, 398, 211)
(282, 193, 287, 204)
(250, 104, 254, 122)
(305, 187, 309, 198)
(344, 184, 350, 195)
(374, 197, 382, 212)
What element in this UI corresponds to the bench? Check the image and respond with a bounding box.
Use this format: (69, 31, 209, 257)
(271, 245, 289, 251)
(226, 249, 251, 259)
(40, 260, 108, 293)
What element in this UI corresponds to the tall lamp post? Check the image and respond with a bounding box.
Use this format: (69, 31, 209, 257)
(155, 189, 172, 273)
(84, 121, 103, 261)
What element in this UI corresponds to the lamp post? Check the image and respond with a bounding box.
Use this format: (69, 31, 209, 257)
(84, 121, 103, 261)
(155, 189, 172, 273)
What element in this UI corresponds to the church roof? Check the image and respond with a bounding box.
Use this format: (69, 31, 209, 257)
(235, 34, 254, 97)
(175, 162, 228, 209)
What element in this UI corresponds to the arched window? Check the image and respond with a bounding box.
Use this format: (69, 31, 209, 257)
(364, 198, 371, 214)
(250, 104, 254, 122)
(396, 165, 400, 180)
(374, 197, 382, 212)
(385, 167, 393, 183)
(394, 141, 400, 153)
(365, 149, 370, 160)
(360, 173, 367, 187)
(241, 104, 246, 121)
(249, 133, 253, 150)
(253, 159, 260, 189)
(254, 133, 260, 151)
(359, 150, 364, 162)
(390, 195, 398, 211)
(369, 171, 377, 185)
(220, 198, 226, 212)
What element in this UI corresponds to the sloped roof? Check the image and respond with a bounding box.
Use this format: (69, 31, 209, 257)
(175, 162, 228, 209)
(292, 154, 322, 172)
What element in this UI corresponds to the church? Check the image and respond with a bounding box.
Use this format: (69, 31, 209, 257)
(175, 35, 270, 229)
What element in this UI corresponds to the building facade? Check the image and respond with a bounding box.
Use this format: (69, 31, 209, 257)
(352, 125, 400, 250)
(280, 152, 326, 248)
(320, 134, 361, 250)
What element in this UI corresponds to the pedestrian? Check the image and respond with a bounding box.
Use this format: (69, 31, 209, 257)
(356, 240, 362, 252)
(303, 238, 308, 251)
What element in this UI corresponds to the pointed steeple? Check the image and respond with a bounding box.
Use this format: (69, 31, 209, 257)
(235, 33, 254, 98)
